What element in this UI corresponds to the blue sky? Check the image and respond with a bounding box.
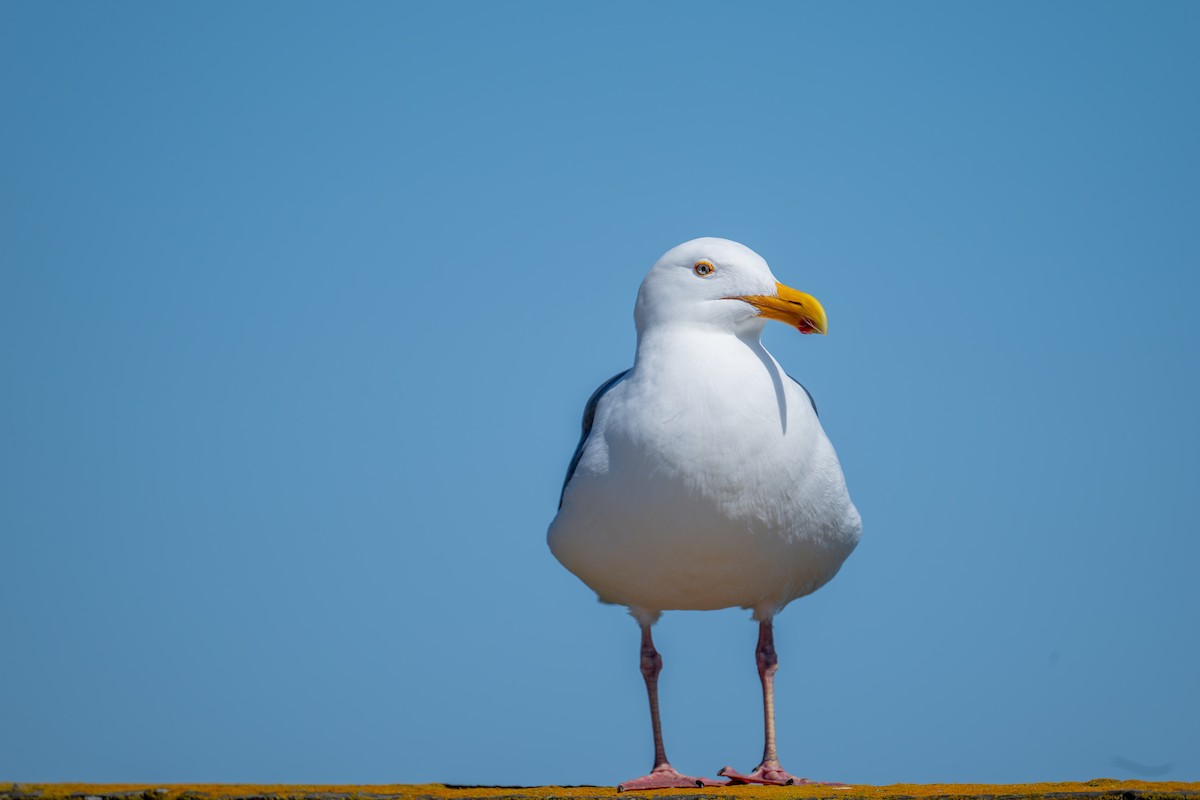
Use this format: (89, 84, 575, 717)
(2, 0, 1197, 788)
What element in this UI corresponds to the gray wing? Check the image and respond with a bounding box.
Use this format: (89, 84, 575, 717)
(559, 369, 630, 509)
(788, 374, 818, 417)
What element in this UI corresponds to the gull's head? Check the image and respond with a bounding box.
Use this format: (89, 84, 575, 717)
(634, 237, 828, 338)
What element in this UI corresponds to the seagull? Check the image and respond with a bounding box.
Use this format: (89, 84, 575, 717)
(547, 237, 862, 791)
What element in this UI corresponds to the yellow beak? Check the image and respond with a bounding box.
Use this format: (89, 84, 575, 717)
(734, 282, 829, 335)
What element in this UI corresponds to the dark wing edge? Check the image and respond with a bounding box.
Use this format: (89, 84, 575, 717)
(558, 369, 631, 509)
(787, 373, 818, 418)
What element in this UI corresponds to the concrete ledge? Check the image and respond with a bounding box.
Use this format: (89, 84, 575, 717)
(4, 781, 1198, 800)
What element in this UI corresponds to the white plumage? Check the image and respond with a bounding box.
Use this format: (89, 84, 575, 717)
(547, 237, 861, 790)
(549, 237, 860, 620)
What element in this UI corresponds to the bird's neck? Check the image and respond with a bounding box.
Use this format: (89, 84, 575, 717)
(633, 323, 769, 373)
(637, 315, 767, 348)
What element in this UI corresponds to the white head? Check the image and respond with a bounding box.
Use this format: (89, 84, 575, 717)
(634, 237, 828, 338)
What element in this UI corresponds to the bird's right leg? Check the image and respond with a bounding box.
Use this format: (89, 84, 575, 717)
(616, 622, 718, 792)
(718, 619, 847, 787)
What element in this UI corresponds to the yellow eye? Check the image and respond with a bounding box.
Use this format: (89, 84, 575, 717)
(693, 260, 715, 277)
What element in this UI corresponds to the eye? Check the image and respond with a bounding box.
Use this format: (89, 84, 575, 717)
(693, 260, 715, 277)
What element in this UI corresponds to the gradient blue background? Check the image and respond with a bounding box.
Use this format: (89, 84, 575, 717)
(2, 0, 1197, 787)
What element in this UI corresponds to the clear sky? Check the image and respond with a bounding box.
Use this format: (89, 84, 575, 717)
(2, 0, 1197, 788)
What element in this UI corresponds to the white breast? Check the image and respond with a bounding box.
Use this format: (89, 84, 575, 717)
(548, 328, 861, 620)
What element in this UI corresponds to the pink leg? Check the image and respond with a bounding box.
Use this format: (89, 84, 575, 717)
(617, 623, 720, 792)
(719, 620, 847, 788)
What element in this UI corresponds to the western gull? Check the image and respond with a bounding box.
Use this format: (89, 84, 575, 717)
(547, 237, 861, 790)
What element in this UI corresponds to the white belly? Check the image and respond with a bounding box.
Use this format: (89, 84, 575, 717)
(548, 333, 861, 618)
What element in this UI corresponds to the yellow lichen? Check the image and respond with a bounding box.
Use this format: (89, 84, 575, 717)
(3, 780, 1198, 800)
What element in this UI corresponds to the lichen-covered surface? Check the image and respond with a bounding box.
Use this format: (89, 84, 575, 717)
(3, 780, 1198, 800)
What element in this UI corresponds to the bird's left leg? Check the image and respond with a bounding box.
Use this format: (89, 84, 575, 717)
(718, 619, 847, 787)
(616, 621, 720, 792)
